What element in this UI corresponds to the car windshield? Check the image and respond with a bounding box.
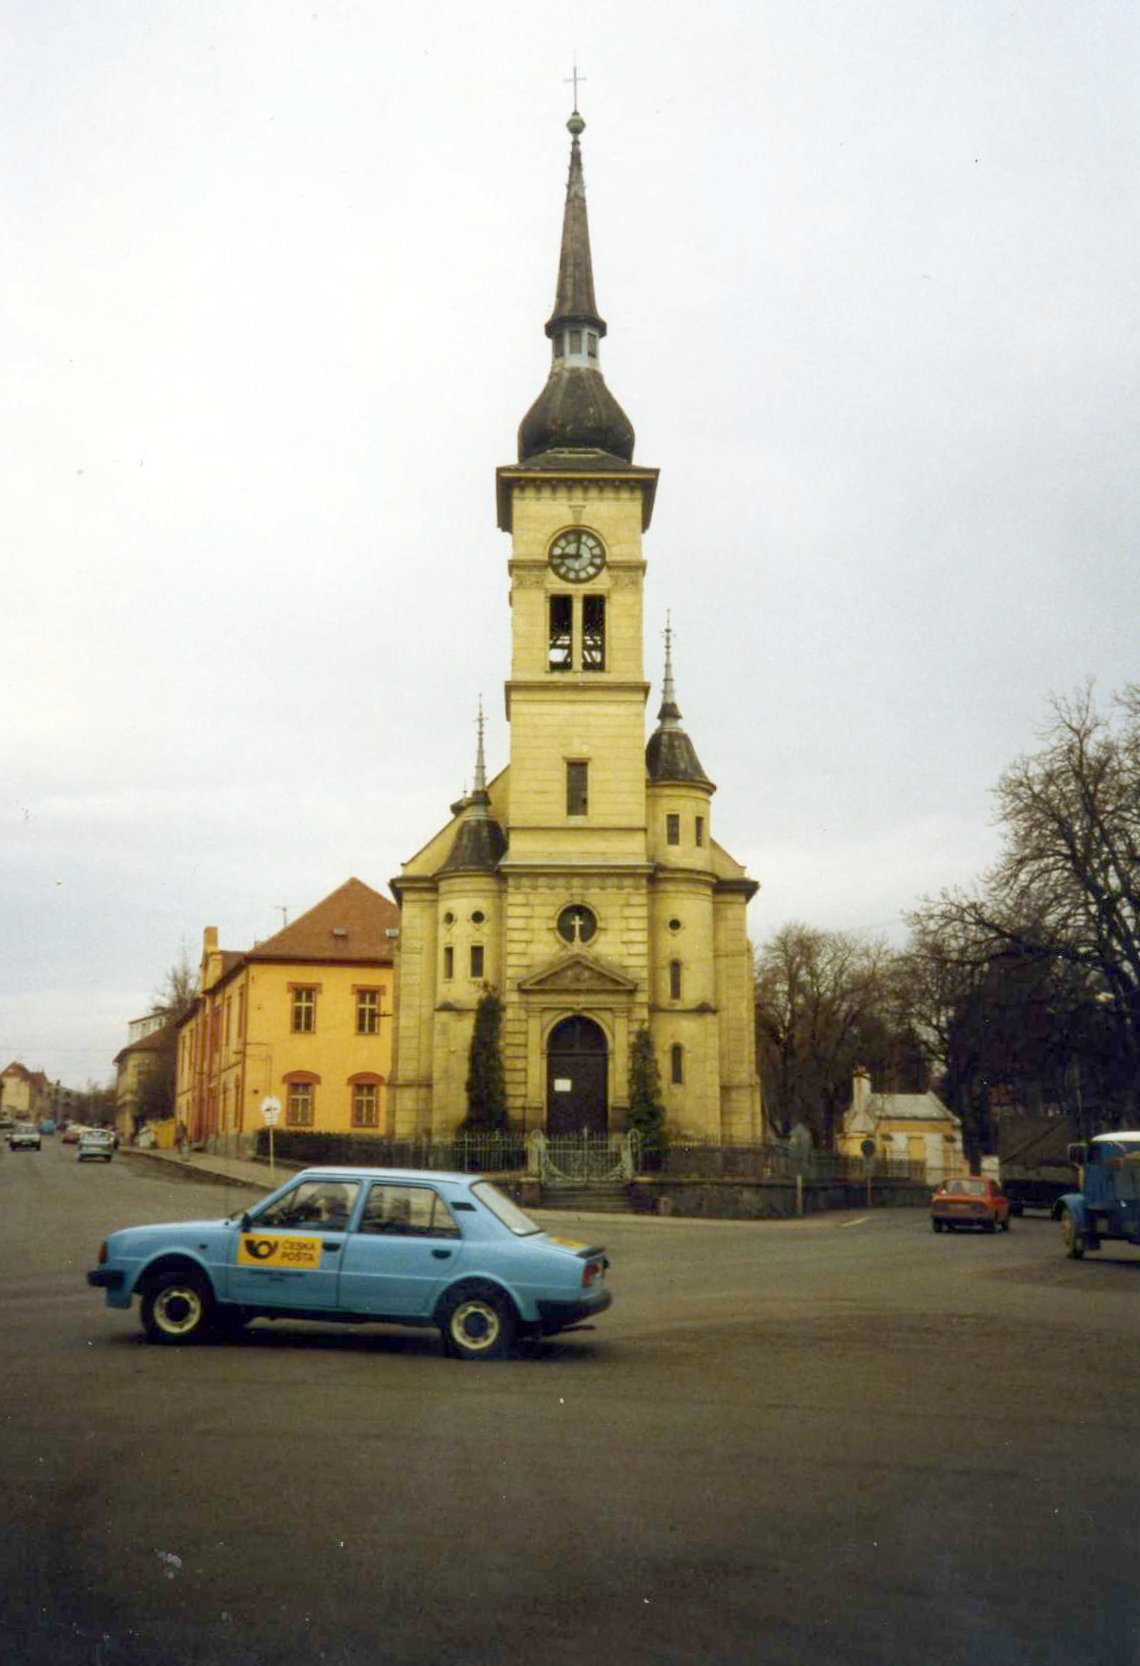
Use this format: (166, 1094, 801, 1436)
(471, 1181, 541, 1236)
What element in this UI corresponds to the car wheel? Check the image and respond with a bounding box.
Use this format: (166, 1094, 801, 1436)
(1062, 1210, 1086, 1260)
(984, 1219, 996, 1234)
(931, 1218, 942, 1233)
(1000, 1217, 1011, 1232)
(140, 1271, 215, 1344)
(441, 1285, 515, 1361)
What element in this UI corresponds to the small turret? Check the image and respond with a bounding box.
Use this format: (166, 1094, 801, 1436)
(438, 702, 506, 875)
(646, 619, 714, 790)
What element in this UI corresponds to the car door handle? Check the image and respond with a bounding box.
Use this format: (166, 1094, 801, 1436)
(322, 1240, 342, 1252)
(431, 1249, 453, 1260)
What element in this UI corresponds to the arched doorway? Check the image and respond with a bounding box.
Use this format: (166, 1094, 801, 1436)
(546, 1016, 608, 1136)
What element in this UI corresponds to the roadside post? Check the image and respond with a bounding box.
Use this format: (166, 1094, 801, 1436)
(261, 1096, 281, 1177)
(861, 1138, 876, 1209)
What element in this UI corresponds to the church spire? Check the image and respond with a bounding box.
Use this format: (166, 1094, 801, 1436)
(546, 109, 605, 344)
(517, 106, 635, 464)
(438, 699, 505, 875)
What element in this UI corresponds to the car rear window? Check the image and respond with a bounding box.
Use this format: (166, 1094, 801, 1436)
(471, 1181, 541, 1236)
(944, 1179, 986, 1196)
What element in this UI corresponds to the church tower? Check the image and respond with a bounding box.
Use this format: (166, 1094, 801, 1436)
(390, 107, 762, 1143)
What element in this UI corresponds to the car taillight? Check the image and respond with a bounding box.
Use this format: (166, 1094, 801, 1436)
(582, 1259, 605, 1288)
(98, 1241, 108, 1265)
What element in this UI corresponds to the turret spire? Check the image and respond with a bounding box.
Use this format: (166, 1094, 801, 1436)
(473, 697, 487, 797)
(646, 620, 714, 789)
(658, 612, 681, 729)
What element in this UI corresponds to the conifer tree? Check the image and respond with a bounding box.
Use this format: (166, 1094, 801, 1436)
(463, 989, 508, 1131)
(626, 1025, 667, 1161)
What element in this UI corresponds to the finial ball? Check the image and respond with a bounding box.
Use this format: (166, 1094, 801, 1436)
(567, 111, 585, 137)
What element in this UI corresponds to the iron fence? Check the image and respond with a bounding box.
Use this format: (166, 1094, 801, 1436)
(254, 1127, 925, 1185)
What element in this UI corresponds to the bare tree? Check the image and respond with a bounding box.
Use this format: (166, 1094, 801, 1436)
(755, 924, 906, 1147)
(908, 685, 1140, 1129)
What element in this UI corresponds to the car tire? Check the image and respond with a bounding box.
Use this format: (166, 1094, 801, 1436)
(440, 1284, 515, 1361)
(1000, 1217, 1011, 1232)
(140, 1270, 216, 1344)
(932, 1219, 942, 1233)
(1062, 1210, 1086, 1260)
(984, 1220, 996, 1234)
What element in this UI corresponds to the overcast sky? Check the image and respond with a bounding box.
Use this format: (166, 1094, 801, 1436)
(4, 1, 1138, 1087)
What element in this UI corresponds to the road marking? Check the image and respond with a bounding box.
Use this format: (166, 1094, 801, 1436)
(842, 1217, 871, 1228)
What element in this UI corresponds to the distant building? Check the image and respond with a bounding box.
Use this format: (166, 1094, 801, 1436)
(837, 1068, 969, 1186)
(0, 1062, 54, 1123)
(176, 878, 399, 1154)
(113, 1015, 177, 1142)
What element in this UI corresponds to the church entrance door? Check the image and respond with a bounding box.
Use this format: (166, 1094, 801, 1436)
(546, 1016, 608, 1137)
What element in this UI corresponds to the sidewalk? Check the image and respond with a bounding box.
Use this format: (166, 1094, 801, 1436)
(121, 1145, 295, 1193)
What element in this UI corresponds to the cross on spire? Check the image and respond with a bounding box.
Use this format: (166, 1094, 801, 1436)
(564, 59, 586, 112)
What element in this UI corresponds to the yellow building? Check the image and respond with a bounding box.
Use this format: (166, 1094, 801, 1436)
(177, 878, 398, 1153)
(0, 1061, 54, 1123)
(389, 109, 762, 1143)
(837, 1069, 969, 1185)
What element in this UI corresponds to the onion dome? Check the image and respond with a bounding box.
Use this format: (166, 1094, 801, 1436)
(645, 621, 714, 790)
(518, 110, 635, 464)
(438, 703, 506, 875)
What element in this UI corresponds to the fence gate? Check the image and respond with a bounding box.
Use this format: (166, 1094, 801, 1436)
(527, 1130, 639, 1187)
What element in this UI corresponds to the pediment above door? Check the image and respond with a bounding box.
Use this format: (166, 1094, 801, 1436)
(517, 951, 639, 997)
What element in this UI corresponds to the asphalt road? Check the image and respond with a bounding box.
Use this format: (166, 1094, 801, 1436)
(2, 1143, 1139, 1666)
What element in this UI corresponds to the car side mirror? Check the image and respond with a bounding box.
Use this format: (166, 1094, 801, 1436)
(240, 1212, 252, 1232)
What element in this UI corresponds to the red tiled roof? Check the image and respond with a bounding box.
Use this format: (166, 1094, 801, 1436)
(249, 877, 399, 965)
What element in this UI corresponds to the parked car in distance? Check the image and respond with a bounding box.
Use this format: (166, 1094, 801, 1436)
(61, 1124, 81, 1144)
(931, 1176, 1011, 1233)
(39, 1118, 57, 1136)
(88, 1167, 612, 1359)
(77, 1128, 116, 1163)
(8, 1122, 42, 1151)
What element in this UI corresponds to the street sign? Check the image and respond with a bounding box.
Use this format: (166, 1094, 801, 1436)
(261, 1096, 282, 1127)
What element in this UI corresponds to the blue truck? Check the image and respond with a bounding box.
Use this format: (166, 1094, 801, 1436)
(1058, 1132, 1140, 1257)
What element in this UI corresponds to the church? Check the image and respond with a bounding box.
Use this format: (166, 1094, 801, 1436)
(389, 106, 762, 1144)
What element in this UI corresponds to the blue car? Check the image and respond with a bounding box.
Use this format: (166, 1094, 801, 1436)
(88, 1167, 611, 1359)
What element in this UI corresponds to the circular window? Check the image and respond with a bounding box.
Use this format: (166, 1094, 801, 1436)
(557, 904, 597, 946)
(471, 910, 485, 924)
(668, 917, 683, 933)
(442, 912, 455, 926)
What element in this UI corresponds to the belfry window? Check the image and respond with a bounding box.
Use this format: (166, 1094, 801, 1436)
(553, 333, 565, 358)
(548, 596, 573, 671)
(582, 595, 605, 671)
(587, 332, 598, 359)
(569, 328, 582, 353)
(566, 761, 589, 817)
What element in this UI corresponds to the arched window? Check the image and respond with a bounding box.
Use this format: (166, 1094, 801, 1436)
(669, 960, 682, 1000)
(670, 1044, 684, 1085)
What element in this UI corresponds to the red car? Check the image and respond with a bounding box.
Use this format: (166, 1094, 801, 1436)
(931, 1177, 1011, 1234)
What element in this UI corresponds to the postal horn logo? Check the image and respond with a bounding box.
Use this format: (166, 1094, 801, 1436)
(243, 1237, 278, 1260)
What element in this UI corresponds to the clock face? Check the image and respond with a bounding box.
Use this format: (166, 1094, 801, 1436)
(549, 529, 605, 582)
